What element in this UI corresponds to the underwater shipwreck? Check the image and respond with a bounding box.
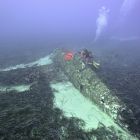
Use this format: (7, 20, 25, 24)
(0, 48, 140, 140)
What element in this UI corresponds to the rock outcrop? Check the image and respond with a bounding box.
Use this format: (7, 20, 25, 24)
(52, 49, 137, 135)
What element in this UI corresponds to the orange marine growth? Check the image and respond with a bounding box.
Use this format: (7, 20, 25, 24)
(64, 52, 74, 61)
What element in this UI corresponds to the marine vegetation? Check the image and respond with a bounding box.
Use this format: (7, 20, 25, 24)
(0, 64, 131, 140)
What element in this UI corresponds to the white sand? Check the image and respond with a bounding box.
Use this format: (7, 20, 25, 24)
(0, 54, 53, 71)
(51, 81, 138, 139)
(0, 85, 30, 93)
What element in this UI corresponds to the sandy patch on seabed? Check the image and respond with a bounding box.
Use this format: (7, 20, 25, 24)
(51, 81, 138, 140)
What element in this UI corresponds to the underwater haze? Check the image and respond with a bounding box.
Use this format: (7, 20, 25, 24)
(0, 0, 140, 140)
(0, 0, 140, 64)
(1, 0, 140, 47)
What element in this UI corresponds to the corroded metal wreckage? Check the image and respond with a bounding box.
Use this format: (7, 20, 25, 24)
(52, 48, 138, 136)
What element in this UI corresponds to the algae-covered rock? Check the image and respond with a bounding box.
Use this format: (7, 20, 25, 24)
(52, 48, 137, 135)
(0, 67, 129, 140)
(0, 50, 139, 139)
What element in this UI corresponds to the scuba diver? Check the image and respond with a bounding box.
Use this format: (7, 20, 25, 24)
(63, 48, 100, 71)
(79, 49, 100, 70)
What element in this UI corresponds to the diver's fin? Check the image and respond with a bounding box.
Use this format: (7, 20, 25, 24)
(93, 61, 100, 69)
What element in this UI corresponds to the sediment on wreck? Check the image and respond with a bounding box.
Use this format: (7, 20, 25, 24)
(52, 48, 138, 136)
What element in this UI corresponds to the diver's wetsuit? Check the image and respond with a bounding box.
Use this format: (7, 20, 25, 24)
(79, 49, 95, 72)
